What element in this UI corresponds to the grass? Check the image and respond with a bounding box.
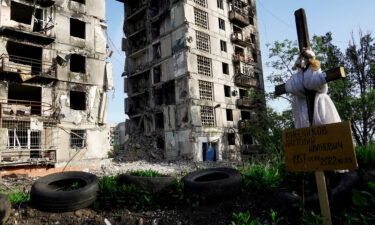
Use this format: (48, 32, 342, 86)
(127, 169, 163, 177)
(241, 162, 282, 192)
(0, 189, 30, 205)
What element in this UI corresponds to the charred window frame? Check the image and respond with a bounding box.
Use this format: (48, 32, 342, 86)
(70, 18, 86, 39)
(70, 54, 86, 73)
(70, 130, 86, 148)
(70, 91, 86, 110)
(153, 66, 162, 84)
(252, 51, 258, 63)
(155, 112, 164, 130)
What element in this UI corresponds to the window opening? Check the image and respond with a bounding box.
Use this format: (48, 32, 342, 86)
(228, 133, 235, 145)
(8, 84, 41, 116)
(218, 18, 225, 30)
(197, 55, 211, 76)
(201, 106, 215, 127)
(226, 109, 233, 121)
(199, 80, 213, 101)
(70, 54, 86, 73)
(222, 62, 229, 74)
(10, 1, 33, 24)
(70, 91, 86, 110)
(196, 31, 210, 52)
(155, 112, 164, 130)
(194, 8, 208, 29)
(70, 18, 86, 39)
(70, 130, 86, 148)
(224, 85, 231, 97)
(220, 40, 227, 52)
(153, 66, 161, 84)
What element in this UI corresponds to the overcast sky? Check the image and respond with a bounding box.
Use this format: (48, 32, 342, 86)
(105, 0, 375, 124)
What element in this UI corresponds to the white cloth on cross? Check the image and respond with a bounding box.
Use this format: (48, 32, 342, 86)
(285, 67, 341, 128)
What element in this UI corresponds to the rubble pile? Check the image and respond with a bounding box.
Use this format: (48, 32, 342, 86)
(114, 134, 165, 162)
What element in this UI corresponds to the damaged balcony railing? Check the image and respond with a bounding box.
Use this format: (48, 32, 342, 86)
(0, 99, 54, 118)
(234, 73, 258, 88)
(0, 149, 56, 167)
(229, 6, 251, 27)
(0, 54, 56, 79)
(231, 32, 252, 46)
(233, 54, 253, 64)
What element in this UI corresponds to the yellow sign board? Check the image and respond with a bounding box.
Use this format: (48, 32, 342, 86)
(283, 122, 358, 172)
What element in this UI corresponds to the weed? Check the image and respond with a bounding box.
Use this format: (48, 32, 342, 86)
(2, 192, 30, 204)
(230, 212, 261, 225)
(127, 169, 163, 178)
(241, 162, 282, 192)
(269, 209, 284, 225)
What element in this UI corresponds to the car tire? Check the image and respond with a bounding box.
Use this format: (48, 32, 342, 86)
(0, 194, 11, 225)
(30, 171, 99, 212)
(182, 167, 243, 200)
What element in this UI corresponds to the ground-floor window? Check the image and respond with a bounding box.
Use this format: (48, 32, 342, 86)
(70, 130, 86, 148)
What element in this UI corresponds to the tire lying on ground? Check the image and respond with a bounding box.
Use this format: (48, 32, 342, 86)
(117, 173, 176, 193)
(0, 194, 11, 225)
(182, 167, 243, 200)
(274, 171, 359, 208)
(30, 171, 99, 212)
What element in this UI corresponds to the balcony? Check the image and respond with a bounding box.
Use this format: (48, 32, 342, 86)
(0, 99, 54, 119)
(237, 98, 257, 109)
(126, 2, 148, 21)
(231, 32, 251, 47)
(234, 74, 258, 88)
(0, 149, 56, 167)
(233, 54, 253, 64)
(0, 54, 56, 80)
(229, 9, 250, 27)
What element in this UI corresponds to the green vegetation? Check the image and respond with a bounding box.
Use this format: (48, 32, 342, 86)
(0, 190, 30, 205)
(127, 169, 163, 177)
(242, 162, 282, 192)
(356, 142, 375, 171)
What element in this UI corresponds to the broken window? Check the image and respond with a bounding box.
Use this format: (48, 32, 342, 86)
(194, 8, 208, 29)
(196, 31, 210, 52)
(220, 40, 227, 52)
(224, 85, 231, 97)
(154, 88, 163, 106)
(239, 89, 247, 98)
(155, 112, 164, 130)
(199, 80, 213, 101)
(70, 54, 86, 73)
(228, 133, 235, 145)
(33, 8, 44, 32)
(217, 0, 224, 9)
(6, 41, 42, 75)
(151, 20, 161, 39)
(70, 18, 86, 39)
(194, 0, 207, 7)
(8, 129, 41, 150)
(252, 51, 258, 63)
(153, 43, 161, 60)
(197, 55, 211, 77)
(243, 134, 254, 145)
(72, 0, 85, 4)
(241, 110, 251, 120)
(218, 18, 225, 30)
(153, 66, 161, 84)
(163, 81, 175, 105)
(70, 91, 86, 110)
(222, 62, 229, 75)
(70, 130, 86, 148)
(226, 109, 233, 121)
(8, 84, 41, 116)
(10, 1, 33, 24)
(201, 106, 215, 127)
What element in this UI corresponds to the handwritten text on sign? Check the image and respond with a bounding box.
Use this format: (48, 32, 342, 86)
(283, 122, 358, 172)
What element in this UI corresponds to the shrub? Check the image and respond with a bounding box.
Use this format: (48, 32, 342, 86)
(356, 142, 375, 171)
(0, 191, 30, 204)
(242, 163, 282, 192)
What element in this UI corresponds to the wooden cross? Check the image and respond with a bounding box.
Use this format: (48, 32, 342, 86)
(275, 9, 347, 225)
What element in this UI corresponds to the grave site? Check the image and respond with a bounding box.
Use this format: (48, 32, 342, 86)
(1, 1, 375, 225)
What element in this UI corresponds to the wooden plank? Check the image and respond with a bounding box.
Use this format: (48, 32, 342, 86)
(274, 66, 346, 96)
(315, 171, 332, 225)
(282, 121, 358, 172)
(295, 8, 311, 51)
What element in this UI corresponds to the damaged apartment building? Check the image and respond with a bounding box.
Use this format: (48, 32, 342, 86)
(119, 0, 265, 161)
(0, 0, 113, 172)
